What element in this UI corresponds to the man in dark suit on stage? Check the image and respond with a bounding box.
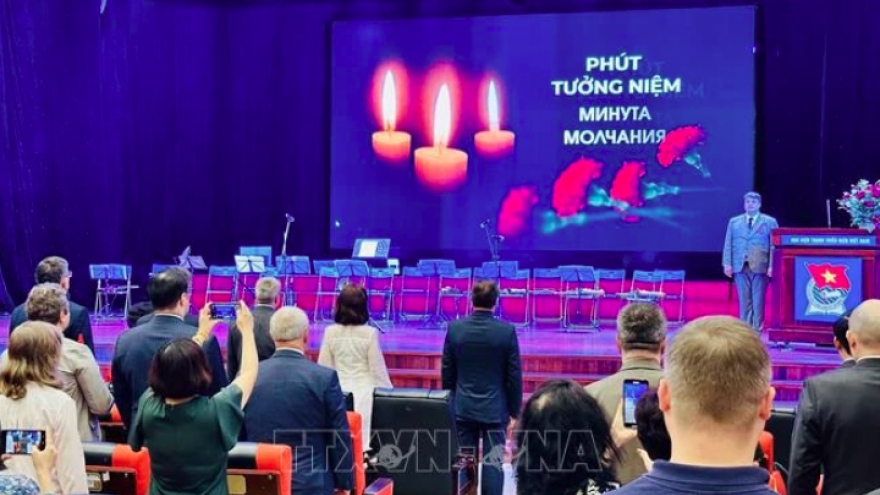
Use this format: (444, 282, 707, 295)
(10, 256, 94, 353)
(789, 300, 880, 495)
(244, 306, 353, 495)
(442, 281, 522, 495)
(227, 277, 279, 380)
(111, 267, 228, 428)
(832, 310, 856, 368)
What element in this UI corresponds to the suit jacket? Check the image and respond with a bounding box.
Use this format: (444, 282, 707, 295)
(841, 359, 856, 369)
(243, 350, 354, 495)
(10, 300, 94, 353)
(111, 314, 228, 428)
(723, 213, 779, 274)
(441, 310, 523, 425)
(226, 305, 276, 381)
(585, 358, 663, 485)
(135, 312, 198, 327)
(789, 359, 880, 495)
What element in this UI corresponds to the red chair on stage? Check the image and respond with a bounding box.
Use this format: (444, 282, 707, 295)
(227, 443, 293, 495)
(206, 266, 238, 304)
(83, 443, 151, 495)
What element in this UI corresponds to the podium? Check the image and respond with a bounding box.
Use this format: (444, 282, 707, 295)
(770, 228, 880, 344)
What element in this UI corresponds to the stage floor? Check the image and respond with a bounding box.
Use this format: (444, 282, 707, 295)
(0, 316, 839, 406)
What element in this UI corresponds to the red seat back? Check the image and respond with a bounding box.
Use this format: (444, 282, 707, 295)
(348, 411, 366, 495)
(83, 443, 151, 495)
(227, 443, 293, 495)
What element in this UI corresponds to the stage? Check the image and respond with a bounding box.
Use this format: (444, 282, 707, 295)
(0, 315, 839, 407)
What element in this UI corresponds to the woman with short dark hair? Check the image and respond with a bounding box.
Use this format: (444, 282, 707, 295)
(515, 379, 620, 495)
(129, 302, 258, 495)
(318, 284, 392, 443)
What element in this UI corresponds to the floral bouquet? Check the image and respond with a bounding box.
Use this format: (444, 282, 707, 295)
(838, 179, 880, 233)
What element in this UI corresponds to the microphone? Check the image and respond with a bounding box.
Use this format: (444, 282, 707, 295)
(285, 214, 295, 223)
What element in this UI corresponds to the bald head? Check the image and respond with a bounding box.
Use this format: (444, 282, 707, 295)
(848, 300, 880, 357)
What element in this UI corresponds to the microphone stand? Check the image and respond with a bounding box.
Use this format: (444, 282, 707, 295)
(279, 219, 293, 305)
(481, 221, 501, 262)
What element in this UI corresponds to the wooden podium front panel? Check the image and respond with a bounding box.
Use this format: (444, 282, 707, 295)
(770, 228, 880, 342)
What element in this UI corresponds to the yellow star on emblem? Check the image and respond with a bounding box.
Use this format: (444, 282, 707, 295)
(821, 270, 837, 284)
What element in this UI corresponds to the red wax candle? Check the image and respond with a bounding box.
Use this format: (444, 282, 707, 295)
(371, 70, 411, 163)
(474, 80, 515, 157)
(414, 84, 468, 191)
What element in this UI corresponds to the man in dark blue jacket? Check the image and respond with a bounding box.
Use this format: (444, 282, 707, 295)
(244, 306, 354, 495)
(111, 267, 227, 428)
(442, 281, 522, 495)
(10, 256, 94, 353)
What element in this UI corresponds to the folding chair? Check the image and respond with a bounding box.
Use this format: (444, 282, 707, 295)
(594, 268, 627, 323)
(368, 267, 396, 325)
(531, 268, 563, 326)
(437, 268, 473, 324)
(313, 260, 341, 322)
(397, 266, 431, 323)
(205, 266, 238, 304)
(499, 268, 531, 328)
(275, 256, 311, 306)
(624, 270, 664, 304)
(560, 265, 603, 330)
(656, 269, 686, 324)
(90, 265, 137, 319)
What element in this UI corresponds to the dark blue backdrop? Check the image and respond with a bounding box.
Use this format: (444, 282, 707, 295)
(1, 0, 879, 310)
(330, 7, 755, 252)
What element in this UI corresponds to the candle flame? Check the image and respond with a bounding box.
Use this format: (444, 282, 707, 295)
(433, 84, 451, 148)
(488, 80, 500, 132)
(381, 70, 397, 131)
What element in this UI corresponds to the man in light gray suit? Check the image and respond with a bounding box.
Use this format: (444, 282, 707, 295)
(723, 191, 779, 331)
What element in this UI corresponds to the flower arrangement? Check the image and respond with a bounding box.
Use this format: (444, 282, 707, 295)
(838, 180, 880, 233)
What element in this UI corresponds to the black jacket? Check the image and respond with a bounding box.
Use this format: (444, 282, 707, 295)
(226, 305, 276, 380)
(441, 310, 523, 424)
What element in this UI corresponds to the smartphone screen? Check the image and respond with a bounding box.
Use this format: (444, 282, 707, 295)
(2, 430, 46, 455)
(210, 303, 237, 320)
(623, 379, 651, 428)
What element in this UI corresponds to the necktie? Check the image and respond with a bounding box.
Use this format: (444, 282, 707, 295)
(748, 217, 754, 230)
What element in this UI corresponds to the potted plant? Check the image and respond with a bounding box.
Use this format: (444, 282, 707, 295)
(838, 180, 880, 233)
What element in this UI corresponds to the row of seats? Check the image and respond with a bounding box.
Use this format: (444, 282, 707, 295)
(93, 410, 393, 495)
(88, 259, 686, 329)
(97, 389, 481, 495)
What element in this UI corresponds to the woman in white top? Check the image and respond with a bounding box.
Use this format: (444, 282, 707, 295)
(0, 321, 88, 494)
(318, 285, 392, 444)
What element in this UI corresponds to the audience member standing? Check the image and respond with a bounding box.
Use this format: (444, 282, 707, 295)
(129, 302, 258, 495)
(0, 321, 88, 494)
(1, 284, 112, 442)
(112, 268, 227, 428)
(789, 300, 880, 495)
(9, 256, 94, 353)
(442, 281, 522, 495)
(831, 310, 856, 368)
(318, 285, 392, 442)
(246, 307, 354, 495)
(586, 302, 666, 484)
(227, 277, 279, 380)
(515, 379, 621, 495)
(613, 315, 777, 495)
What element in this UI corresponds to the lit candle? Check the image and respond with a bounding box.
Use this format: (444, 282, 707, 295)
(371, 70, 411, 162)
(474, 80, 515, 157)
(414, 84, 468, 191)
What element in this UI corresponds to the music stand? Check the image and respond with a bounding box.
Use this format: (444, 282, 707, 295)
(419, 260, 456, 328)
(176, 247, 207, 273)
(235, 255, 267, 299)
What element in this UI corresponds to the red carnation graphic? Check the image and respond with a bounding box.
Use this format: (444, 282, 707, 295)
(656, 125, 710, 178)
(609, 160, 647, 222)
(551, 157, 604, 218)
(498, 186, 539, 238)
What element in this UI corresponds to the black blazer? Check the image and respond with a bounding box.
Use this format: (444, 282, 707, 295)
(789, 359, 880, 495)
(441, 310, 523, 425)
(243, 350, 354, 495)
(227, 305, 276, 381)
(135, 312, 199, 328)
(10, 300, 94, 353)
(111, 314, 228, 428)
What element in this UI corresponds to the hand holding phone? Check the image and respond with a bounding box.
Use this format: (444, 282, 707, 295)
(2, 429, 46, 455)
(622, 379, 651, 428)
(210, 303, 237, 320)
